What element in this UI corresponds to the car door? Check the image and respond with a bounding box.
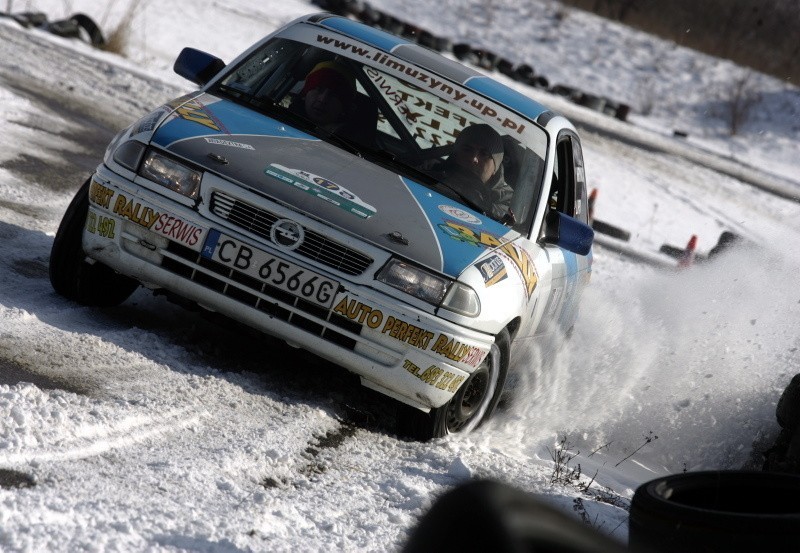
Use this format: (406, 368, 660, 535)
(535, 130, 591, 336)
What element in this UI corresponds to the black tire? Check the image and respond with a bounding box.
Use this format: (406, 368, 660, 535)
(577, 92, 606, 112)
(615, 103, 631, 121)
(69, 13, 105, 47)
(531, 75, 549, 89)
(512, 63, 535, 82)
(49, 179, 139, 306)
(451, 43, 473, 61)
(397, 329, 510, 441)
(497, 58, 515, 77)
(629, 470, 800, 553)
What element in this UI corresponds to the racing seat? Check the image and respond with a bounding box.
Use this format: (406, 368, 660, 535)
(286, 91, 378, 149)
(501, 135, 524, 188)
(285, 51, 380, 149)
(340, 92, 378, 149)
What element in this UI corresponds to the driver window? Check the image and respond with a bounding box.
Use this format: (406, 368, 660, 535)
(549, 134, 577, 218)
(571, 138, 588, 224)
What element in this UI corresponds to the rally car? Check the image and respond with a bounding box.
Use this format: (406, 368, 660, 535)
(49, 13, 593, 440)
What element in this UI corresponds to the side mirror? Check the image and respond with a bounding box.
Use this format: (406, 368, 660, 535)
(173, 47, 226, 86)
(542, 211, 594, 256)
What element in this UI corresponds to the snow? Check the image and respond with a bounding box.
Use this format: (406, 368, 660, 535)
(1, 0, 799, 551)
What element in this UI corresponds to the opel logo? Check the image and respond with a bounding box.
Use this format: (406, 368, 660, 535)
(270, 219, 304, 250)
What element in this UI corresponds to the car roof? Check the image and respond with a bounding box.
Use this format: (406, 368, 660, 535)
(305, 13, 553, 124)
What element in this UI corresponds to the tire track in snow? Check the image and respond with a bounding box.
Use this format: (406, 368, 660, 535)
(0, 403, 204, 465)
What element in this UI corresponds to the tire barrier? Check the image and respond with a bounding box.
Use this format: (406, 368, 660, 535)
(66, 13, 105, 47)
(587, 188, 632, 242)
(309, 0, 632, 121)
(591, 218, 631, 241)
(577, 92, 607, 112)
(0, 11, 105, 47)
(1, 11, 47, 28)
(660, 241, 704, 267)
(661, 231, 748, 266)
(402, 479, 629, 553)
(629, 470, 800, 552)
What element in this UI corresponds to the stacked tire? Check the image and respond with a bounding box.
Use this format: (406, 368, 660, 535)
(629, 470, 800, 552)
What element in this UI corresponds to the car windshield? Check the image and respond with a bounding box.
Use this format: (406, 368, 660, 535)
(211, 29, 548, 232)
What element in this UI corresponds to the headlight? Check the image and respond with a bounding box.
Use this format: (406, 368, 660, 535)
(139, 150, 201, 199)
(376, 259, 480, 317)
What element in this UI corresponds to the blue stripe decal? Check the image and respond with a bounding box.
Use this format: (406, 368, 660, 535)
(152, 98, 314, 148)
(463, 76, 548, 121)
(563, 249, 579, 281)
(318, 17, 408, 52)
(401, 177, 511, 277)
(558, 249, 580, 327)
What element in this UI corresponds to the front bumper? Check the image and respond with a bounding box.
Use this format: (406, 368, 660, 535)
(82, 166, 493, 411)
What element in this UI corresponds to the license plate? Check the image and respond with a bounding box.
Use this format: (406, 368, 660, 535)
(201, 230, 339, 308)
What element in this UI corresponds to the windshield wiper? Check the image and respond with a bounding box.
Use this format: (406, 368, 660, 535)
(312, 127, 365, 157)
(433, 179, 487, 214)
(365, 154, 487, 215)
(213, 83, 248, 101)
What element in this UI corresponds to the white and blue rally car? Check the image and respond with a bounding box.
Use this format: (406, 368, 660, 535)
(49, 13, 593, 440)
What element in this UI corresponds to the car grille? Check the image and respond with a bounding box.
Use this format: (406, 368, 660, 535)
(209, 191, 373, 276)
(159, 241, 363, 351)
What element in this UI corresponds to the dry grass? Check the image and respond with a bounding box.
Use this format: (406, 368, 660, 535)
(99, 0, 147, 57)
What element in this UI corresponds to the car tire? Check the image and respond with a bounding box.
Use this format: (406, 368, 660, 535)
(49, 178, 139, 306)
(397, 329, 509, 441)
(628, 470, 800, 553)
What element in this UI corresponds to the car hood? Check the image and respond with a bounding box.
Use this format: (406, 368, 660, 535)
(147, 92, 520, 278)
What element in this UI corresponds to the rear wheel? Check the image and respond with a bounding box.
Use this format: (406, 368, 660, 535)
(49, 178, 139, 306)
(397, 329, 510, 441)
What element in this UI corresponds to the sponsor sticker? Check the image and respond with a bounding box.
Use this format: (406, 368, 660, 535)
(477, 255, 507, 287)
(132, 108, 169, 135)
(91, 185, 207, 248)
(438, 220, 538, 299)
(265, 164, 376, 219)
(438, 204, 482, 225)
(332, 295, 487, 368)
(89, 179, 115, 209)
(204, 137, 255, 150)
(304, 28, 530, 137)
(403, 359, 465, 393)
(85, 208, 116, 239)
(171, 97, 224, 132)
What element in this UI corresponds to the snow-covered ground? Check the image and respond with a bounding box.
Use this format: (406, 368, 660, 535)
(1, 0, 799, 551)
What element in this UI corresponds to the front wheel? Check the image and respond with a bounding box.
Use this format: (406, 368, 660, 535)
(49, 178, 139, 306)
(397, 329, 510, 441)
